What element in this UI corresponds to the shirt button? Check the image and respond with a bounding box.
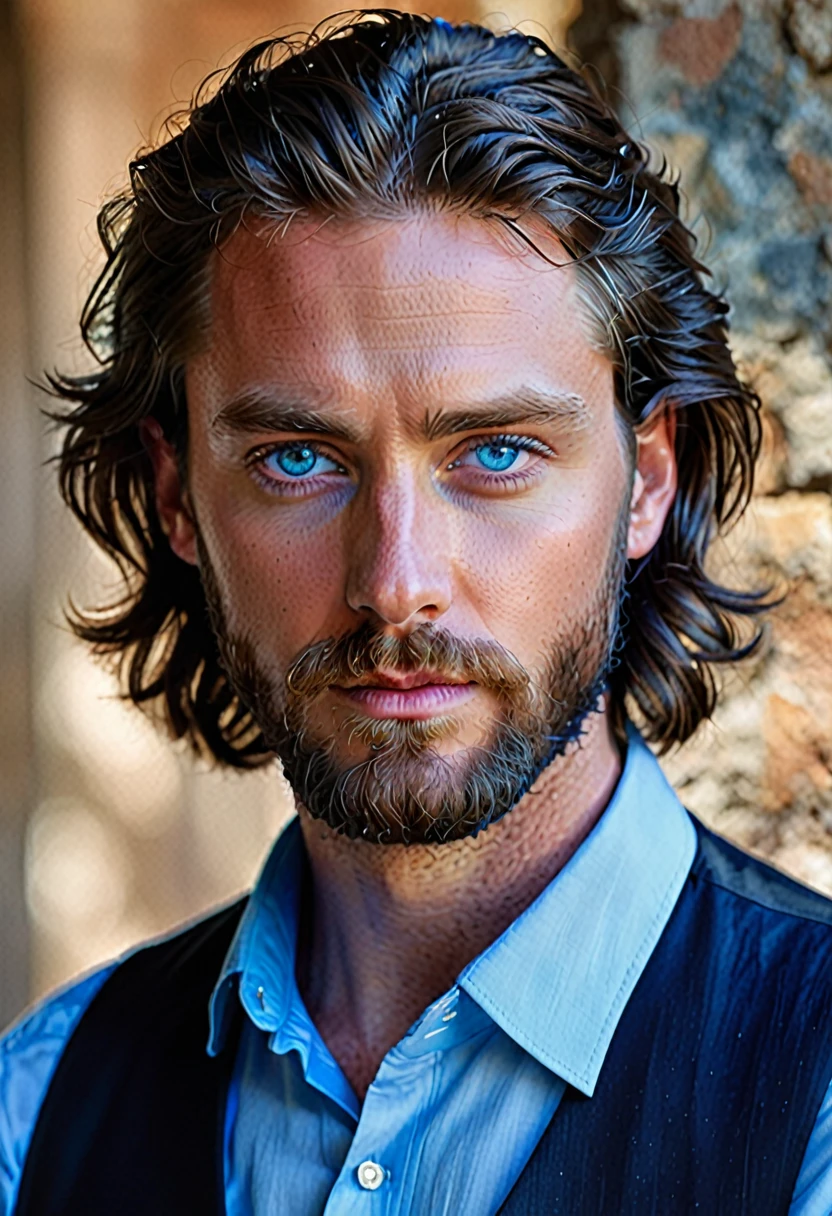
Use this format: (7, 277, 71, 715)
(356, 1160, 386, 1191)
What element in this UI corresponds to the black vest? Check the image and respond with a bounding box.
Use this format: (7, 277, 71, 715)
(15, 817, 832, 1215)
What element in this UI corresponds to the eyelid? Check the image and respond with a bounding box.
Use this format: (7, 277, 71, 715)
(247, 437, 337, 462)
(246, 437, 348, 473)
(447, 432, 556, 466)
(245, 438, 351, 496)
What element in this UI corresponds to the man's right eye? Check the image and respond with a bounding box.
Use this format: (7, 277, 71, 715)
(248, 441, 349, 491)
(263, 443, 341, 479)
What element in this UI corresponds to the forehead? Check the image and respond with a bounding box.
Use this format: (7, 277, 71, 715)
(189, 213, 611, 415)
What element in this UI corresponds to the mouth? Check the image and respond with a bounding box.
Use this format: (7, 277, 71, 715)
(331, 670, 477, 720)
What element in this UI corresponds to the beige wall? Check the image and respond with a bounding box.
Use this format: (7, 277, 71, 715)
(0, 0, 35, 1027)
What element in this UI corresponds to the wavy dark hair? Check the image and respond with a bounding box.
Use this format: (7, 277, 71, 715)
(49, 9, 767, 767)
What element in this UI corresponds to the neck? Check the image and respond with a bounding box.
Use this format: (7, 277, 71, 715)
(295, 711, 623, 1099)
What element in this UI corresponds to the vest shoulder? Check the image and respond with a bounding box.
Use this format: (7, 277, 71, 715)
(0, 964, 116, 1215)
(121, 897, 249, 968)
(692, 815, 832, 928)
(92, 897, 249, 1020)
(10, 903, 247, 1216)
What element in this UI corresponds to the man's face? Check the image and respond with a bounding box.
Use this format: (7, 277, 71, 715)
(173, 215, 654, 844)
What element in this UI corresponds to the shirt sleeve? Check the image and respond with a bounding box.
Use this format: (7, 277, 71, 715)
(790, 1073, 832, 1215)
(0, 966, 116, 1216)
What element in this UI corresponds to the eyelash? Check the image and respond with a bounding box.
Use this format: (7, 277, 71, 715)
(247, 432, 555, 496)
(446, 433, 553, 480)
(246, 442, 348, 496)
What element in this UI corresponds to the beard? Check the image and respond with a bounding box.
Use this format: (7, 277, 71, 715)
(196, 505, 629, 846)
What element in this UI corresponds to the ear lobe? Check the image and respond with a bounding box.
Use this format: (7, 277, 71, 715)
(139, 418, 198, 566)
(626, 408, 678, 562)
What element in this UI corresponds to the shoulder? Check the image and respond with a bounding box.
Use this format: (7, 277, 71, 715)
(692, 816, 832, 928)
(0, 964, 116, 1215)
(0, 901, 248, 1214)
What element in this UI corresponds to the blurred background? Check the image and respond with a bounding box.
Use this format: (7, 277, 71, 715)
(1, 0, 831, 1031)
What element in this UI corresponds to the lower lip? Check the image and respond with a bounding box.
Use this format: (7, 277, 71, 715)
(333, 683, 476, 720)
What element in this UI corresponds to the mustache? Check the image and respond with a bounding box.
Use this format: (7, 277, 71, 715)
(284, 619, 532, 702)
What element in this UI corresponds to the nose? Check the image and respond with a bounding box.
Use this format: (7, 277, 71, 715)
(345, 472, 453, 629)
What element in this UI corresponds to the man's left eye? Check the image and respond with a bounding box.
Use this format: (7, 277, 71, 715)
(455, 440, 533, 475)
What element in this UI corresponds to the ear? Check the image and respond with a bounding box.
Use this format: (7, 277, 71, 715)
(139, 419, 198, 566)
(627, 407, 677, 561)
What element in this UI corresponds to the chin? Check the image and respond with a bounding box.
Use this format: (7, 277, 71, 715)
(281, 726, 534, 847)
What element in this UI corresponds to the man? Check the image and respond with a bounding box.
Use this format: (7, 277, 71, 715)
(2, 10, 832, 1213)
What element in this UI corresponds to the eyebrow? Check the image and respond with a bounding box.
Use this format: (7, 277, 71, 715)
(422, 388, 591, 440)
(210, 390, 362, 444)
(210, 385, 592, 445)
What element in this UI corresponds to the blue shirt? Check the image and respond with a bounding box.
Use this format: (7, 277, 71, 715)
(2, 726, 832, 1213)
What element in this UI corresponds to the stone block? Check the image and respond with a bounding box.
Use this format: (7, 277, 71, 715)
(787, 0, 832, 73)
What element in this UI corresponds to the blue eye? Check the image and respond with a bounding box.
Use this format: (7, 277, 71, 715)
(447, 433, 550, 482)
(474, 441, 522, 472)
(273, 445, 316, 477)
(262, 444, 340, 480)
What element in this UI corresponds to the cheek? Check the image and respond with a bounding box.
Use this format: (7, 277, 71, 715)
(195, 484, 347, 656)
(457, 471, 625, 661)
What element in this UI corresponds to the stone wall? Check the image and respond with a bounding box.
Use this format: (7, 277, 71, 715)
(573, 0, 832, 891)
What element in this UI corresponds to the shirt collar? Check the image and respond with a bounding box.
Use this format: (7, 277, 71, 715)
(208, 722, 696, 1099)
(208, 815, 304, 1055)
(208, 815, 361, 1117)
(458, 722, 696, 1096)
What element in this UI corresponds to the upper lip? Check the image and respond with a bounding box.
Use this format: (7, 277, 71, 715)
(339, 670, 470, 690)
